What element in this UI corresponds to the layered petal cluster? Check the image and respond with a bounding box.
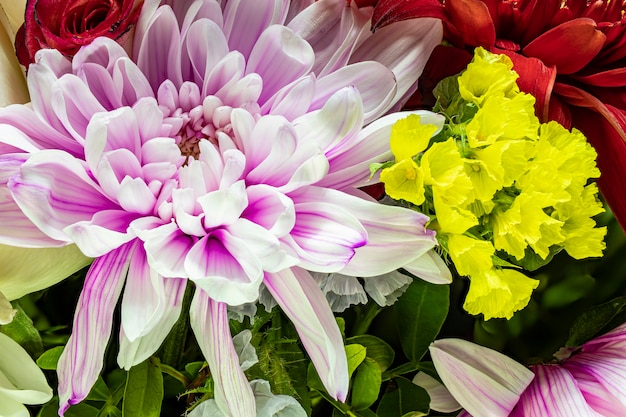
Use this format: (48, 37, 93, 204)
(371, 0, 626, 232)
(0, 0, 444, 415)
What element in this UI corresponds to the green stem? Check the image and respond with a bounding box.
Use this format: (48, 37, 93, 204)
(158, 361, 190, 387)
(350, 302, 382, 336)
(158, 283, 195, 368)
(382, 362, 419, 381)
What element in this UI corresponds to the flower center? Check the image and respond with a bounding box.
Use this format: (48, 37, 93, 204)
(157, 81, 261, 162)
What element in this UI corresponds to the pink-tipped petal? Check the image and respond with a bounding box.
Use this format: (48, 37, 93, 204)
(189, 291, 256, 416)
(58, 242, 134, 415)
(264, 267, 349, 402)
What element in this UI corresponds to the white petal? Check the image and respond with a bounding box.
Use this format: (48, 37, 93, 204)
(265, 267, 348, 402)
(430, 338, 534, 417)
(190, 292, 256, 416)
(0, 333, 52, 405)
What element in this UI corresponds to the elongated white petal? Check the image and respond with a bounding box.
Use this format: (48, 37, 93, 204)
(430, 338, 534, 417)
(350, 17, 443, 109)
(58, 242, 134, 415)
(190, 291, 256, 416)
(412, 372, 461, 413)
(402, 250, 452, 285)
(265, 267, 348, 402)
(118, 277, 187, 369)
(0, 244, 92, 301)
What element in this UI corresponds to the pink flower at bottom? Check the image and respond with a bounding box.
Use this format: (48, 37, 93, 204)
(0, 0, 445, 415)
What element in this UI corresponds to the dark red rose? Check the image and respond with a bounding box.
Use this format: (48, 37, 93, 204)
(15, 0, 144, 67)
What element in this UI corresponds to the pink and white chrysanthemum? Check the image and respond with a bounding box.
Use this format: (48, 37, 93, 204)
(0, 0, 444, 415)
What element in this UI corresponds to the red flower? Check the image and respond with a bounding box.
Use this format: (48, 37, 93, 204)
(372, 0, 626, 232)
(15, 0, 144, 67)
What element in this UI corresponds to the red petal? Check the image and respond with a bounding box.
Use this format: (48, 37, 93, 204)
(498, 49, 557, 122)
(522, 18, 606, 74)
(371, 0, 446, 31)
(445, 0, 496, 48)
(554, 82, 626, 231)
(571, 68, 626, 88)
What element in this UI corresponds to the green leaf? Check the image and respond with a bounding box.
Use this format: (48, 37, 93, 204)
(432, 75, 460, 112)
(566, 296, 626, 347)
(394, 280, 449, 362)
(351, 358, 382, 411)
(36, 346, 65, 370)
(347, 335, 395, 372)
(0, 303, 43, 356)
(542, 274, 595, 308)
(86, 376, 112, 402)
(122, 358, 164, 417)
(345, 344, 367, 379)
(376, 377, 430, 417)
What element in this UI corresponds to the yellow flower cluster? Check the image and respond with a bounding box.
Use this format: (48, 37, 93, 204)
(379, 47, 607, 320)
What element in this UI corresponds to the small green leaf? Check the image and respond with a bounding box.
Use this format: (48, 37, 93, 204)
(351, 358, 382, 411)
(345, 344, 367, 379)
(376, 377, 430, 417)
(566, 296, 626, 347)
(36, 346, 65, 370)
(347, 335, 395, 372)
(122, 358, 164, 417)
(0, 303, 43, 356)
(394, 279, 449, 362)
(184, 361, 205, 378)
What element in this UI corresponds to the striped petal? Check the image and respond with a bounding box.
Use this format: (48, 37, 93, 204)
(57, 242, 134, 415)
(264, 267, 348, 402)
(430, 338, 534, 417)
(190, 290, 256, 416)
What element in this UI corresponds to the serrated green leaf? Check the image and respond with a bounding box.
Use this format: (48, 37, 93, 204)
(122, 358, 163, 417)
(376, 377, 430, 417)
(566, 296, 626, 347)
(351, 358, 382, 411)
(347, 335, 395, 372)
(346, 344, 367, 380)
(184, 361, 205, 378)
(36, 346, 65, 370)
(394, 280, 449, 362)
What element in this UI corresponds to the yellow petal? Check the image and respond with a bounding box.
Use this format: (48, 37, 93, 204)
(390, 114, 437, 161)
(0, 244, 92, 301)
(447, 234, 494, 276)
(0, 10, 28, 107)
(380, 158, 426, 205)
(463, 268, 539, 320)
